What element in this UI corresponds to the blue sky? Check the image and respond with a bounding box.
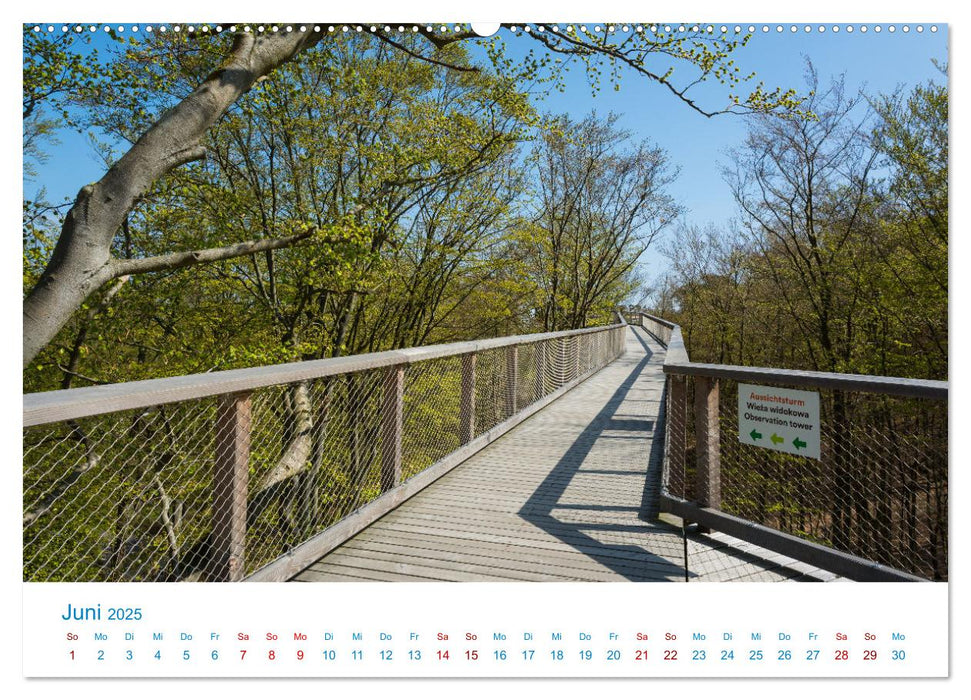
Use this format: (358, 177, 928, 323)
(24, 23, 948, 284)
(504, 24, 947, 279)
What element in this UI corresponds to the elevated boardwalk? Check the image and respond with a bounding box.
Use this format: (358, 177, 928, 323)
(295, 327, 842, 583)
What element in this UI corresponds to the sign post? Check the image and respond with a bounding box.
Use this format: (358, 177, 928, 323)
(738, 383, 820, 460)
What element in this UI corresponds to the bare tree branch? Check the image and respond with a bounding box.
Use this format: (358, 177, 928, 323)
(110, 230, 316, 277)
(374, 32, 479, 72)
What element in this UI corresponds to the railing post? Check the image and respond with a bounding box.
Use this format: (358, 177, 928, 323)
(694, 376, 721, 520)
(505, 345, 519, 417)
(459, 352, 477, 444)
(212, 391, 251, 582)
(668, 375, 687, 499)
(381, 365, 404, 492)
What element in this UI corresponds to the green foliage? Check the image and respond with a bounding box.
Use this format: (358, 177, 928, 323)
(25, 31, 538, 388)
(23, 26, 119, 180)
(23, 25, 811, 389)
(654, 68, 946, 384)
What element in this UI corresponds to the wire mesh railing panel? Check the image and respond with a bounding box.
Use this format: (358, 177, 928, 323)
(515, 342, 540, 410)
(661, 375, 696, 503)
(244, 372, 387, 575)
(474, 346, 512, 438)
(23, 324, 626, 581)
(23, 398, 218, 582)
(634, 312, 947, 580)
(715, 379, 947, 581)
(660, 372, 948, 581)
(535, 338, 555, 397)
(636, 314, 673, 345)
(578, 333, 594, 376)
(542, 336, 573, 392)
(402, 357, 462, 481)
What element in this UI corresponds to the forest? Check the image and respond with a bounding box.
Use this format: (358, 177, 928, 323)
(23, 26, 737, 389)
(648, 63, 947, 381)
(23, 27, 945, 391)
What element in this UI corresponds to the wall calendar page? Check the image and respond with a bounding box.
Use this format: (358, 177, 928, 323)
(12, 0, 957, 694)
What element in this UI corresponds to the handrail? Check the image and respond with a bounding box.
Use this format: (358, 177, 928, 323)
(664, 361, 946, 399)
(631, 309, 946, 398)
(637, 311, 676, 330)
(23, 322, 625, 427)
(661, 325, 690, 366)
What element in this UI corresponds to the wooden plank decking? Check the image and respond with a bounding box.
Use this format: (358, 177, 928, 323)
(294, 326, 842, 583)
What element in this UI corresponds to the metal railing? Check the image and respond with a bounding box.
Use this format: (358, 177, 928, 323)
(23, 322, 627, 582)
(632, 311, 948, 582)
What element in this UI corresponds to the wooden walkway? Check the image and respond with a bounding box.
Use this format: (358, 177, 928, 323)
(294, 326, 842, 583)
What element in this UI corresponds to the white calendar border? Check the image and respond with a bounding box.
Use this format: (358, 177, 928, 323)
(5, 0, 962, 695)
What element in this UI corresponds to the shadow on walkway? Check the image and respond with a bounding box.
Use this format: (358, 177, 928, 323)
(517, 326, 686, 581)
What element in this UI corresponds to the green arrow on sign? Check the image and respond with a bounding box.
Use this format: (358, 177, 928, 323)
(793, 437, 807, 450)
(749, 429, 763, 441)
(770, 433, 784, 445)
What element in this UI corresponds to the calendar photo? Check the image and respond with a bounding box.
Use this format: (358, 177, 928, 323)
(19, 12, 950, 680)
